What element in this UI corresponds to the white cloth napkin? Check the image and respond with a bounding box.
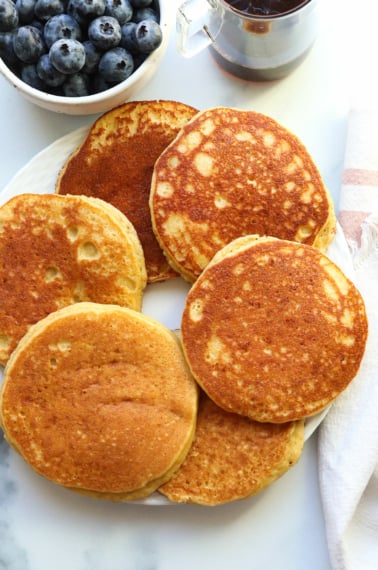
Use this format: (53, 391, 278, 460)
(318, 109, 378, 570)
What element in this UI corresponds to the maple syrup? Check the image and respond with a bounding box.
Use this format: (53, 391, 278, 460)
(225, 1, 310, 17)
(208, 0, 317, 81)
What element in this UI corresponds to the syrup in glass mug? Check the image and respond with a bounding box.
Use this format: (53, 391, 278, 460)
(225, 1, 310, 17)
(177, 0, 318, 81)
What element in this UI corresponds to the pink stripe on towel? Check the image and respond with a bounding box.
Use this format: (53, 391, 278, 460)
(343, 168, 378, 186)
(338, 210, 371, 246)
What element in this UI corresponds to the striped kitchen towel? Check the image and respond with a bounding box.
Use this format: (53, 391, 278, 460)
(319, 108, 378, 570)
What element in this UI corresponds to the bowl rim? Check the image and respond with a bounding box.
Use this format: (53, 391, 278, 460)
(0, 0, 170, 108)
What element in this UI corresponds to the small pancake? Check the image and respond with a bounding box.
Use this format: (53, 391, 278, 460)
(150, 107, 336, 282)
(0, 193, 146, 365)
(56, 100, 199, 283)
(0, 302, 198, 500)
(159, 391, 304, 506)
(181, 235, 368, 423)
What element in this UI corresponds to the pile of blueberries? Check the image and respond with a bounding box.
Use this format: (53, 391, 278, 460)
(0, 0, 163, 96)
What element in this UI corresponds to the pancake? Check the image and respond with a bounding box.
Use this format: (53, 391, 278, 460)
(0, 302, 198, 500)
(0, 193, 146, 365)
(159, 391, 304, 506)
(150, 106, 336, 282)
(56, 100, 199, 283)
(180, 235, 368, 423)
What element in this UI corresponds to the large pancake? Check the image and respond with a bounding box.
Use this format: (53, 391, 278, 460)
(56, 100, 199, 283)
(0, 193, 146, 365)
(150, 107, 336, 282)
(159, 391, 304, 506)
(181, 235, 368, 423)
(0, 302, 198, 500)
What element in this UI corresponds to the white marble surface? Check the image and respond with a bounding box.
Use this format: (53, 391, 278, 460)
(0, 1, 377, 568)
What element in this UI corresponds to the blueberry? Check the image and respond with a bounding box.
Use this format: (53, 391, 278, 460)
(0, 0, 19, 32)
(49, 37, 85, 74)
(98, 45, 132, 83)
(67, 0, 105, 25)
(34, 0, 66, 21)
(88, 15, 121, 51)
(63, 71, 90, 95)
(0, 30, 19, 67)
(44, 14, 82, 49)
(15, 0, 36, 24)
(130, 0, 152, 8)
(120, 21, 137, 53)
(65, 1, 85, 26)
(13, 25, 45, 63)
(132, 49, 146, 69)
(133, 7, 158, 23)
(29, 18, 44, 32)
(36, 52, 66, 86)
(90, 71, 110, 92)
(134, 18, 161, 53)
(21, 62, 46, 89)
(104, 0, 132, 25)
(81, 39, 101, 73)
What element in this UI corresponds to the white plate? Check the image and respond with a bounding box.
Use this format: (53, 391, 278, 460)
(0, 128, 353, 505)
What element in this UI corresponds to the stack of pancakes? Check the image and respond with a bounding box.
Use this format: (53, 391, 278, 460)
(0, 188, 199, 500)
(0, 193, 147, 364)
(0, 101, 368, 506)
(160, 237, 367, 505)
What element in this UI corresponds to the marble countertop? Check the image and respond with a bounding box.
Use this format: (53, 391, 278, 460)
(0, 1, 376, 568)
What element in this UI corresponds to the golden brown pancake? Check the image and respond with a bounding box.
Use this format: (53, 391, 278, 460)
(0, 302, 198, 500)
(150, 106, 336, 282)
(181, 235, 368, 423)
(0, 193, 146, 365)
(159, 391, 304, 506)
(56, 100, 199, 283)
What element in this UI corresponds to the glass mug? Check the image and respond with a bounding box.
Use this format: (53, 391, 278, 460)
(176, 0, 319, 80)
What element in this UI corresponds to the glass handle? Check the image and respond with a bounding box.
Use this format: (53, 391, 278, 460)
(176, 0, 223, 57)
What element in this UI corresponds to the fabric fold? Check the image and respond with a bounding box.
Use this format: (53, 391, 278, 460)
(318, 108, 378, 570)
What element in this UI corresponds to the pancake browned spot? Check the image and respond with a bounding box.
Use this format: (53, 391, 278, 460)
(0, 193, 146, 365)
(56, 100, 199, 283)
(150, 107, 336, 282)
(181, 235, 368, 423)
(0, 303, 198, 501)
(159, 391, 304, 506)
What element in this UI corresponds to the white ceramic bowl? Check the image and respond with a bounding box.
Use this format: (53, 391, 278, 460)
(0, 0, 170, 115)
